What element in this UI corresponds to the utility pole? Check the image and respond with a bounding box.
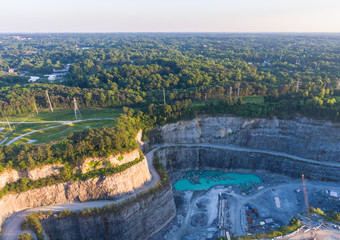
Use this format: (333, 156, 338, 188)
(302, 174, 312, 231)
(163, 88, 166, 105)
(296, 80, 300, 93)
(33, 102, 39, 114)
(73, 97, 81, 120)
(5, 118, 12, 132)
(46, 90, 53, 112)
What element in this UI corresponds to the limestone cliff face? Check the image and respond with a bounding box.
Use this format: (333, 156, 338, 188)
(40, 186, 176, 240)
(0, 157, 151, 231)
(0, 170, 20, 189)
(0, 149, 141, 189)
(27, 164, 64, 181)
(0, 164, 63, 189)
(150, 116, 340, 163)
(156, 146, 340, 181)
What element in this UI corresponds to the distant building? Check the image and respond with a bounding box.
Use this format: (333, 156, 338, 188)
(265, 218, 273, 224)
(330, 191, 338, 199)
(28, 76, 40, 82)
(262, 61, 271, 67)
(8, 68, 18, 74)
(45, 75, 57, 81)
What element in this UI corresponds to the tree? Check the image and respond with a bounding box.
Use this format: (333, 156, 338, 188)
(18, 233, 34, 240)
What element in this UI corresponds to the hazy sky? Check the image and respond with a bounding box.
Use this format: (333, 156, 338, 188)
(0, 0, 339, 32)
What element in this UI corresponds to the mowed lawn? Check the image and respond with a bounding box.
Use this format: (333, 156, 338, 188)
(0, 108, 123, 145)
(1, 108, 123, 122)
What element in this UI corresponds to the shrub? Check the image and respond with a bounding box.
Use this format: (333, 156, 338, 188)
(18, 233, 34, 240)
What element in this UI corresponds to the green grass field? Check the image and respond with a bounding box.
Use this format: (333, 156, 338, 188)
(12, 120, 115, 145)
(0, 108, 123, 146)
(1, 108, 123, 122)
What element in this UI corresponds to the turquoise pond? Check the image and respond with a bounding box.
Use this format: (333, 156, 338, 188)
(173, 170, 262, 191)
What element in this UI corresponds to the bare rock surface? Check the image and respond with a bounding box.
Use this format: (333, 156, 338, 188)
(150, 116, 340, 163)
(40, 187, 176, 240)
(0, 157, 151, 231)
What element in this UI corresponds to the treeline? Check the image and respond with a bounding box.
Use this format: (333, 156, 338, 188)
(0, 84, 143, 117)
(141, 92, 340, 127)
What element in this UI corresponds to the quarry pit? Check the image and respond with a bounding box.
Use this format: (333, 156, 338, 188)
(148, 116, 340, 240)
(3, 115, 340, 240)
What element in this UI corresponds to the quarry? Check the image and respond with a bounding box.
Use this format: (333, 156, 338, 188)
(1, 115, 340, 240)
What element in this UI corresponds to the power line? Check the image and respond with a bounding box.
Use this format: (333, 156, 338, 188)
(5, 118, 12, 132)
(46, 90, 54, 112)
(163, 88, 166, 105)
(73, 97, 81, 120)
(296, 80, 301, 93)
(33, 102, 39, 114)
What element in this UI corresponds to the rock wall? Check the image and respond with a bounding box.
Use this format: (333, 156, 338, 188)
(40, 186, 176, 240)
(156, 146, 340, 181)
(27, 164, 64, 181)
(0, 170, 20, 189)
(0, 164, 63, 189)
(0, 157, 151, 231)
(150, 116, 340, 163)
(0, 149, 140, 189)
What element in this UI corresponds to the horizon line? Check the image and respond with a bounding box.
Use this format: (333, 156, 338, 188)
(0, 31, 340, 34)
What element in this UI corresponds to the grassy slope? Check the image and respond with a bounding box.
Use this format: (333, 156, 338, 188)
(0, 108, 123, 145)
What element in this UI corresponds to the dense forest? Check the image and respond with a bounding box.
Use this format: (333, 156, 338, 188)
(0, 33, 339, 118)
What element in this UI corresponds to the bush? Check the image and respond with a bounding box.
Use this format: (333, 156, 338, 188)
(21, 212, 48, 240)
(18, 233, 34, 240)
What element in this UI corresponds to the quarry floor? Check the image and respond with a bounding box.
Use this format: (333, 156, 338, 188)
(150, 171, 340, 240)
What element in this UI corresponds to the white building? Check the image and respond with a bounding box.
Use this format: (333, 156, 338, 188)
(28, 76, 40, 82)
(330, 191, 338, 199)
(44, 74, 57, 81)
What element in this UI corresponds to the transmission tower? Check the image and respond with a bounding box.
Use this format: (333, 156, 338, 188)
(163, 88, 166, 105)
(46, 90, 54, 112)
(302, 174, 312, 230)
(33, 102, 39, 114)
(296, 80, 301, 93)
(73, 98, 81, 120)
(5, 118, 12, 132)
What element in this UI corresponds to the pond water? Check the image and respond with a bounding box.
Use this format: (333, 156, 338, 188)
(173, 170, 262, 191)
